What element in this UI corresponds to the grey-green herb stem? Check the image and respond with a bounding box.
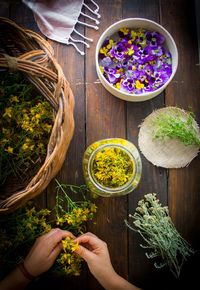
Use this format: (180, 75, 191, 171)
(125, 193, 194, 278)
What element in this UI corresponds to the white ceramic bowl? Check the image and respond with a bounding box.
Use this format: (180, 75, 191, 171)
(95, 18, 178, 102)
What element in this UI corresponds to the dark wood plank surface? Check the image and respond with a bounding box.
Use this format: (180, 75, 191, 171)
(1, 1, 200, 289)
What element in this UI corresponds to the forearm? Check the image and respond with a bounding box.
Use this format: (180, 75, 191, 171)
(0, 266, 30, 290)
(96, 271, 141, 290)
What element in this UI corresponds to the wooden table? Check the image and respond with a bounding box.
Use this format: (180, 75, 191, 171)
(1, 1, 200, 289)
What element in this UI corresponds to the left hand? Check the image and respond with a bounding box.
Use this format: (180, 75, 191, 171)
(24, 228, 74, 276)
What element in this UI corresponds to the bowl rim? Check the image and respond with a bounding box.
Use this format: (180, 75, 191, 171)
(95, 17, 178, 100)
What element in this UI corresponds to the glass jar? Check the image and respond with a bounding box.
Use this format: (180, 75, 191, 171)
(83, 138, 142, 197)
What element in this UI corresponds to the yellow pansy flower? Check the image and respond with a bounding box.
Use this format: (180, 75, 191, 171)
(119, 27, 129, 35)
(135, 80, 144, 90)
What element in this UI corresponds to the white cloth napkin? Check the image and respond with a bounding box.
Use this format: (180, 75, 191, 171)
(23, 0, 101, 55)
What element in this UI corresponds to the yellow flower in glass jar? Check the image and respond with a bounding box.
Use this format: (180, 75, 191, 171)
(92, 146, 135, 188)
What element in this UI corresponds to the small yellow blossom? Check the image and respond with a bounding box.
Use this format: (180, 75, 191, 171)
(35, 113, 41, 119)
(3, 107, 13, 118)
(126, 47, 134, 56)
(56, 216, 65, 225)
(90, 203, 97, 213)
(44, 124, 52, 133)
(22, 143, 29, 151)
(10, 95, 19, 103)
(106, 39, 114, 49)
(131, 30, 137, 40)
(100, 46, 108, 56)
(119, 27, 129, 35)
(115, 82, 121, 90)
(5, 146, 14, 154)
(137, 29, 145, 37)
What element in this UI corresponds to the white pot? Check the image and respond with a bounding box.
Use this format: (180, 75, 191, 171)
(95, 18, 178, 102)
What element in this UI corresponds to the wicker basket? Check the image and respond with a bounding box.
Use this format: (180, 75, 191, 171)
(0, 17, 75, 214)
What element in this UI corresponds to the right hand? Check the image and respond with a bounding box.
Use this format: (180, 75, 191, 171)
(75, 232, 116, 282)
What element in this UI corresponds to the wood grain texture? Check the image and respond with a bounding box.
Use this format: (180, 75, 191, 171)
(160, 0, 200, 288)
(1, 0, 200, 289)
(45, 16, 87, 290)
(85, 1, 128, 289)
(161, 0, 200, 245)
(122, 1, 168, 288)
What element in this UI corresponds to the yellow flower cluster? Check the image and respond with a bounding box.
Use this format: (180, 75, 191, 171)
(15, 206, 51, 242)
(93, 147, 134, 187)
(0, 72, 53, 184)
(57, 237, 82, 276)
(56, 201, 97, 229)
(1, 96, 52, 157)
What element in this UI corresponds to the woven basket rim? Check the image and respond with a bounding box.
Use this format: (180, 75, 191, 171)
(0, 17, 75, 214)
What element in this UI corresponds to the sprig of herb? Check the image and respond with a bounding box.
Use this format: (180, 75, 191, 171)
(125, 193, 194, 278)
(152, 109, 200, 146)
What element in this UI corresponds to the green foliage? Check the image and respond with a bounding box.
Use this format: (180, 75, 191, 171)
(0, 71, 53, 184)
(0, 181, 97, 278)
(152, 109, 200, 147)
(125, 193, 194, 278)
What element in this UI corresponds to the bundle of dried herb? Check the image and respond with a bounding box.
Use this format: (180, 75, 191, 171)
(125, 193, 194, 278)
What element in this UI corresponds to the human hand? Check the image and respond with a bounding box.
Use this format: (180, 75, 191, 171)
(75, 232, 116, 284)
(75, 233, 141, 290)
(24, 228, 74, 276)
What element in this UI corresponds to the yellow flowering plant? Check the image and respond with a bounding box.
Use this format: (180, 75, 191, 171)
(0, 181, 97, 278)
(0, 72, 53, 185)
(92, 147, 134, 187)
(56, 237, 82, 276)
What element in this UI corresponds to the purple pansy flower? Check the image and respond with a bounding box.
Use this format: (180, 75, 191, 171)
(99, 28, 172, 95)
(125, 69, 140, 79)
(104, 67, 121, 84)
(121, 78, 135, 93)
(145, 31, 165, 47)
(101, 56, 112, 67)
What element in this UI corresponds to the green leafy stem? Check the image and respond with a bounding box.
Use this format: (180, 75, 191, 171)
(151, 110, 200, 147)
